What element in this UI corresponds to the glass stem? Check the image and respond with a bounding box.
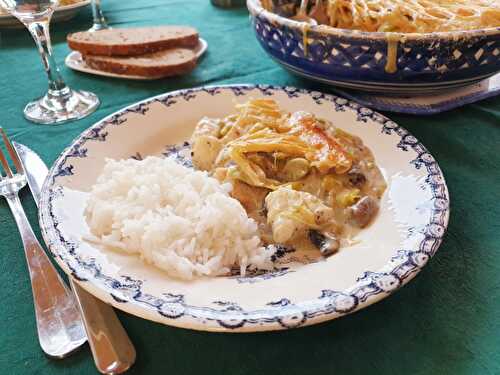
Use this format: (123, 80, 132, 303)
(27, 21, 68, 95)
(92, 0, 108, 28)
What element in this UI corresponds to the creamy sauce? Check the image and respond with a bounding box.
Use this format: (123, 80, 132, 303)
(241, 145, 387, 253)
(190, 100, 387, 257)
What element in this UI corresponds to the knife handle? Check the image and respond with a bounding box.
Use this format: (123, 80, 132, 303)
(6, 194, 87, 358)
(70, 278, 136, 374)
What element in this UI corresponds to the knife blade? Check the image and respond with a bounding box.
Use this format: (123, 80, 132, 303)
(12, 142, 47, 207)
(12, 142, 136, 374)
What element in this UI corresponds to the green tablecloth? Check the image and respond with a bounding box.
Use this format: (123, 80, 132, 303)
(1, 1, 499, 374)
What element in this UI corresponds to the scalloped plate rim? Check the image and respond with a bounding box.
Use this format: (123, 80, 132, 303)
(38, 84, 450, 332)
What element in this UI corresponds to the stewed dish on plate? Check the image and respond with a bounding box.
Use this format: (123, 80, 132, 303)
(191, 99, 387, 257)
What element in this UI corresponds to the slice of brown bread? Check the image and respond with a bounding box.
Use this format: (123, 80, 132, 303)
(68, 26, 199, 56)
(83, 48, 198, 78)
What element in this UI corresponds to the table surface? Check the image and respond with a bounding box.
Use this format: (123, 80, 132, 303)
(1, 1, 499, 374)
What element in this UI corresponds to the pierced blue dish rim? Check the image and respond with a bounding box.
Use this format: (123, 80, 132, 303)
(247, 0, 500, 93)
(38, 84, 450, 331)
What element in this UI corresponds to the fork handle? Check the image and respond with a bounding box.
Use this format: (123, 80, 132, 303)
(6, 194, 87, 358)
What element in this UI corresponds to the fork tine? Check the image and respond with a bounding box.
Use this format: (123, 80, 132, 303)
(0, 127, 23, 174)
(0, 148, 12, 178)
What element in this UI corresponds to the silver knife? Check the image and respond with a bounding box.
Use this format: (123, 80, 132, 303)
(13, 142, 136, 374)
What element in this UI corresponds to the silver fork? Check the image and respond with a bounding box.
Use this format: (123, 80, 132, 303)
(0, 128, 87, 358)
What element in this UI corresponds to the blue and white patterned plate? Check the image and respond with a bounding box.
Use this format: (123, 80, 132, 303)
(39, 85, 450, 332)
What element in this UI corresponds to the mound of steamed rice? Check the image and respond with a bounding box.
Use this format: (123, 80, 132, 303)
(84, 156, 272, 280)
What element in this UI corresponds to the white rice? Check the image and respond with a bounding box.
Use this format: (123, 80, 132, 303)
(84, 156, 272, 280)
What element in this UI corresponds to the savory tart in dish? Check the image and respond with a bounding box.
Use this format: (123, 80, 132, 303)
(191, 99, 387, 256)
(262, 0, 500, 33)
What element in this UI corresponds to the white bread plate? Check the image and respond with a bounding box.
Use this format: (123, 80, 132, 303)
(0, 0, 91, 28)
(65, 38, 208, 80)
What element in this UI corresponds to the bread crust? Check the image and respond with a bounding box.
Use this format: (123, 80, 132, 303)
(83, 48, 198, 78)
(68, 26, 199, 56)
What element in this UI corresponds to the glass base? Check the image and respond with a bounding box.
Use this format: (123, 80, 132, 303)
(88, 23, 111, 32)
(24, 88, 100, 125)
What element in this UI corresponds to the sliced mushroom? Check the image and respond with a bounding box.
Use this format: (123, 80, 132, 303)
(191, 135, 222, 171)
(309, 230, 340, 257)
(190, 117, 224, 171)
(265, 188, 334, 244)
(347, 167, 367, 187)
(348, 196, 379, 228)
(281, 158, 310, 181)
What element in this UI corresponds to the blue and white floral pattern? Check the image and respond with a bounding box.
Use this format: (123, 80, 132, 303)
(39, 85, 450, 332)
(247, 0, 500, 93)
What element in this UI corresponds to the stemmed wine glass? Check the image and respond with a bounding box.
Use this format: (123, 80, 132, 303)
(0, 0, 100, 124)
(89, 0, 110, 31)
